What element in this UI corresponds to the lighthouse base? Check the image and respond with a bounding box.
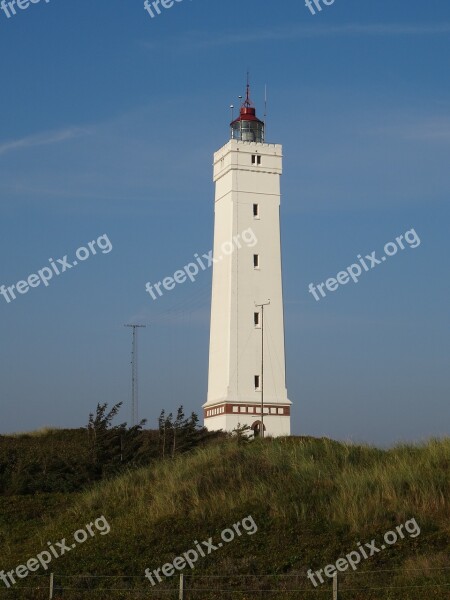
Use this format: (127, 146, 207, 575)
(203, 401, 291, 437)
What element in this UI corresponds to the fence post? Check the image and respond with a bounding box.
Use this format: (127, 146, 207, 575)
(49, 573, 54, 600)
(332, 573, 338, 600)
(178, 573, 184, 600)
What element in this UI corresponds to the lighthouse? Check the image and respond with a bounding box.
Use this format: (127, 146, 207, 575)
(203, 84, 291, 438)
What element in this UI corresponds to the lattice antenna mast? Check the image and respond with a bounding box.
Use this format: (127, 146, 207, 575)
(124, 324, 146, 426)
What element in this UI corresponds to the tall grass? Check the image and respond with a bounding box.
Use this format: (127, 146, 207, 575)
(67, 436, 450, 534)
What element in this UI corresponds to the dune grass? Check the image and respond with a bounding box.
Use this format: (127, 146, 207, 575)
(1, 436, 449, 599)
(71, 435, 450, 529)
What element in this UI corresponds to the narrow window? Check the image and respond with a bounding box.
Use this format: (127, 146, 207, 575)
(253, 203, 259, 217)
(254, 312, 260, 327)
(251, 155, 256, 164)
(254, 375, 260, 390)
(257, 155, 261, 165)
(253, 254, 259, 268)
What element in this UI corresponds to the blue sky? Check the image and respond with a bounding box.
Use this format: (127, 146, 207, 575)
(0, 0, 449, 445)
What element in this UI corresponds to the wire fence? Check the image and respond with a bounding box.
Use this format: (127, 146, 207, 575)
(0, 568, 450, 600)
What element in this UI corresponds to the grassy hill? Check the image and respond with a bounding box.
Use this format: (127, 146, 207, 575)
(0, 435, 449, 599)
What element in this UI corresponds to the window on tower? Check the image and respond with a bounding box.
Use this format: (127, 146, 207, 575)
(254, 312, 260, 327)
(251, 154, 261, 165)
(254, 375, 260, 390)
(253, 254, 259, 268)
(253, 203, 259, 218)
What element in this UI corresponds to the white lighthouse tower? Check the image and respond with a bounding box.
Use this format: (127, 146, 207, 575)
(203, 84, 291, 437)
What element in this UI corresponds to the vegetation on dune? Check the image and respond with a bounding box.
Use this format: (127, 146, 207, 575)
(0, 422, 449, 599)
(73, 435, 450, 530)
(0, 403, 219, 495)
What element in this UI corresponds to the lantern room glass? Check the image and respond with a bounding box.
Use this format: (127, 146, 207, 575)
(231, 119, 265, 143)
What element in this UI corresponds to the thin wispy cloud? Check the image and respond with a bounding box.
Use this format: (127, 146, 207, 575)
(400, 121, 450, 141)
(367, 115, 450, 141)
(0, 127, 89, 156)
(141, 22, 450, 50)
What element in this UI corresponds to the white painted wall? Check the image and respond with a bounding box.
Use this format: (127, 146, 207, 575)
(204, 140, 291, 437)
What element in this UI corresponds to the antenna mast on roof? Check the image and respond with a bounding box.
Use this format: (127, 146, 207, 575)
(263, 84, 267, 142)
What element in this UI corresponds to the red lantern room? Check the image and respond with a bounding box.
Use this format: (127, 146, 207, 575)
(230, 83, 265, 143)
